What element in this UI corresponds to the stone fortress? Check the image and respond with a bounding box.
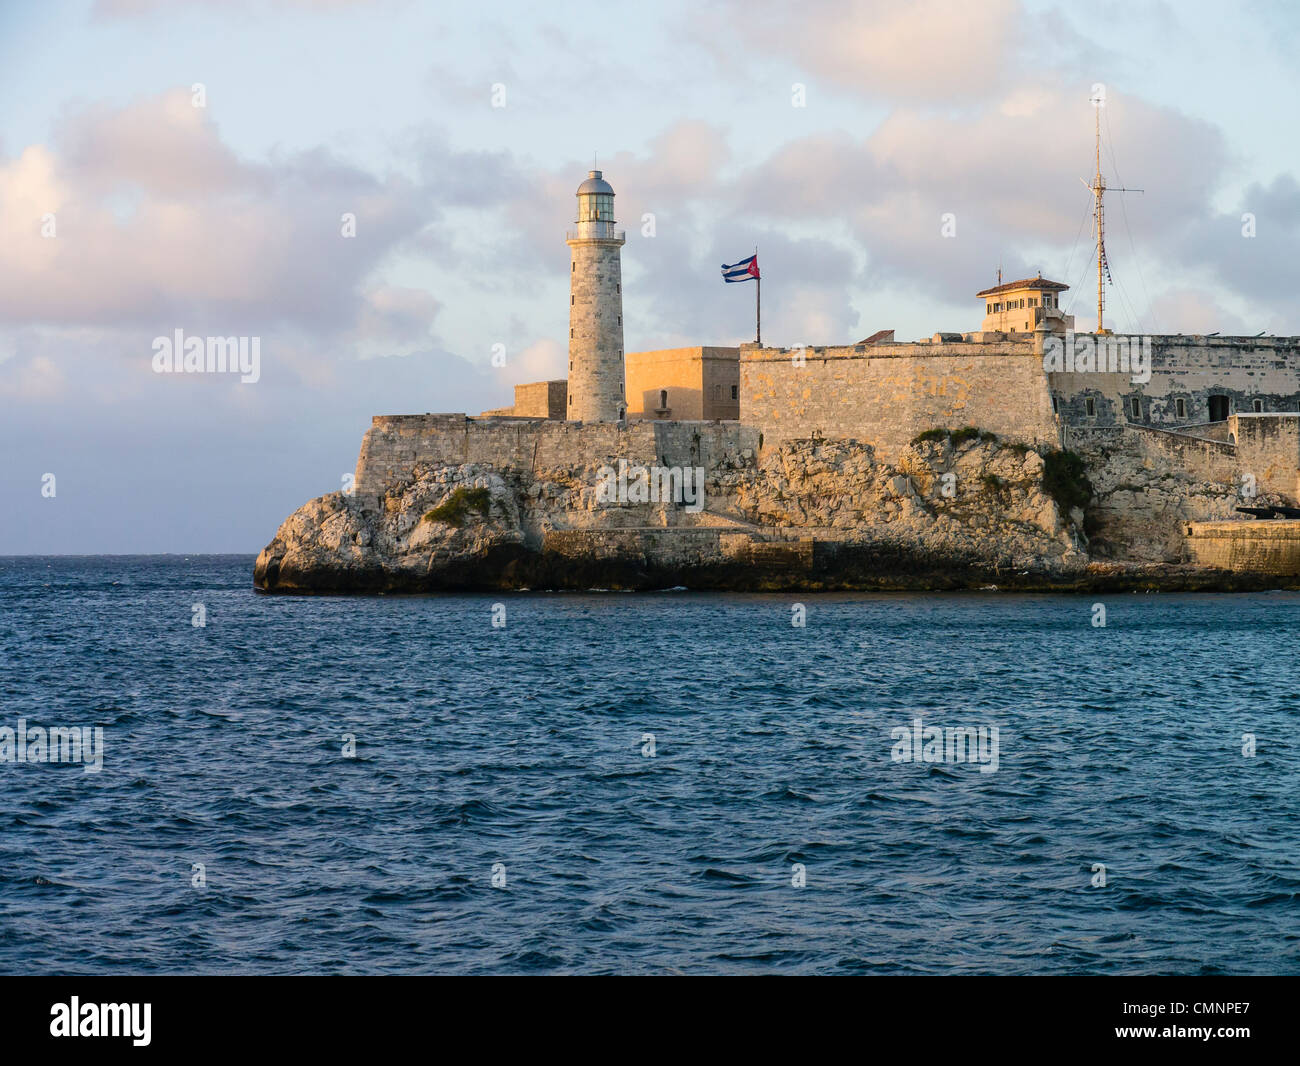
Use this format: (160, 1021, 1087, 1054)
(254, 170, 1300, 592)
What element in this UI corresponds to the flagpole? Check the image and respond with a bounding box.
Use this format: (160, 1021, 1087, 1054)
(755, 246, 761, 346)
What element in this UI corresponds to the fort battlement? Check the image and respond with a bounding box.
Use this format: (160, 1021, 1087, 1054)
(354, 414, 759, 498)
(739, 338, 1057, 461)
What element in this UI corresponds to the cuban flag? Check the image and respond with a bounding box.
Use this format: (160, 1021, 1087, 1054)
(721, 254, 760, 283)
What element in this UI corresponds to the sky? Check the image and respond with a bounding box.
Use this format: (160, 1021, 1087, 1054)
(2, 0, 1298, 553)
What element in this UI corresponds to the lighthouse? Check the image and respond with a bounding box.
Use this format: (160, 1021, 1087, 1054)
(566, 170, 626, 421)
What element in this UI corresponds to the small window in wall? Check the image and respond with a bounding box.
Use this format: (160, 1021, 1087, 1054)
(1085, 397, 1096, 417)
(1176, 398, 1187, 419)
(1051, 395, 1059, 414)
(659, 390, 668, 408)
(1130, 396, 1141, 419)
(1208, 395, 1229, 422)
(731, 385, 738, 400)
(1253, 398, 1264, 412)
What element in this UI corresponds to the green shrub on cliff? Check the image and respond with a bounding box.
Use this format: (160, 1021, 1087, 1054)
(423, 486, 492, 527)
(911, 426, 999, 447)
(912, 427, 949, 444)
(1041, 449, 1093, 514)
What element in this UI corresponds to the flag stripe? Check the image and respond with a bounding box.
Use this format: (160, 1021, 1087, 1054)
(721, 254, 760, 282)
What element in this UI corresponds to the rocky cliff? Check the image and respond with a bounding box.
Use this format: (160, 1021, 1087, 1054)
(260, 416, 1258, 592)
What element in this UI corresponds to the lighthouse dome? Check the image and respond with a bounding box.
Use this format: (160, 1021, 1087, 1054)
(577, 170, 614, 195)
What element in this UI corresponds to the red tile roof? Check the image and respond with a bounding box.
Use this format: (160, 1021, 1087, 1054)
(857, 329, 895, 345)
(976, 277, 1069, 297)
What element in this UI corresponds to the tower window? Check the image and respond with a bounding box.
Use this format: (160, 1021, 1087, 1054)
(731, 385, 738, 400)
(1176, 398, 1187, 419)
(1051, 395, 1059, 414)
(660, 390, 668, 409)
(571, 296, 574, 305)
(570, 328, 574, 338)
(1085, 397, 1096, 417)
(1131, 396, 1141, 419)
(1253, 398, 1264, 412)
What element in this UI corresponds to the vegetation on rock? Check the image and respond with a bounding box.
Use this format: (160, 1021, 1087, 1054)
(1041, 449, 1093, 514)
(912, 426, 999, 447)
(423, 486, 492, 527)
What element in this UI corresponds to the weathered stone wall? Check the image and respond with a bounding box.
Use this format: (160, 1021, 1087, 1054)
(1186, 520, 1300, 575)
(1049, 336, 1300, 428)
(353, 414, 759, 498)
(1231, 413, 1300, 500)
(1063, 423, 1239, 487)
(739, 339, 1059, 461)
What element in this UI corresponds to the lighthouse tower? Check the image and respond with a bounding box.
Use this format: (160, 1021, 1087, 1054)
(566, 170, 626, 421)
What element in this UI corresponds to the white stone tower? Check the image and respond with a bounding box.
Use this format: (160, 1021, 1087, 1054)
(566, 170, 626, 421)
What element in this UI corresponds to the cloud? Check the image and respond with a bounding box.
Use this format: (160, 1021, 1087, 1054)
(93, 0, 380, 16)
(721, 86, 1236, 326)
(690, 0, 1028, 103)
(0, 90, 433, 335)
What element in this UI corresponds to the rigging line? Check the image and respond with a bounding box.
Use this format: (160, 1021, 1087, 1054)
(1114, 273, 1140, 334)
(1065, 239, 1098, 318)
(1060, 195, 1093, 301)
(1104, 105, 1159, 334)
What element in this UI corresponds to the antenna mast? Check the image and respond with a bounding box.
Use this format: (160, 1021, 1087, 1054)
(1083, 99, 1142, 333)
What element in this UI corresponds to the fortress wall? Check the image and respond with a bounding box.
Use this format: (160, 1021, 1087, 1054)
(1186, 520, 1300, 575)
(1050, 336, 1300, 427)
(740, 341, 1059, 461)
(354, 414, 757, 497)
(1063, 414, 1300, 503)
(1231, 413, 1300, 501)
(1064, 424, 1239, 486)
(652, 420, 761, 471)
